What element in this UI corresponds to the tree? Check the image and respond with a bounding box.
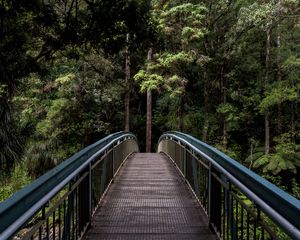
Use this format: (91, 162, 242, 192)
(135, 1, 208, 132)
(0, 0, 41, 171)
(146, 48, 153, 152)
(1, 0, 154, 172)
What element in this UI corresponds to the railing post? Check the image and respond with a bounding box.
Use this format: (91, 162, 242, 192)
(112, 146, 115, 176)
(183, 148, 187, 177)
(209, 167, 222, 235)
(63, 183, 73, 240)
(100, 153, 108, 194)
(88, 162, 92, 218)
(225, 181, 237, 240)
(208, 162, 212, 222)
(192, 155, 200, 197)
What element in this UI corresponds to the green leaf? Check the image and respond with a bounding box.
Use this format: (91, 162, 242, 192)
(259, 83, 298, 113)
(245, 151, 264, 163)
(253, 155, 269, 168)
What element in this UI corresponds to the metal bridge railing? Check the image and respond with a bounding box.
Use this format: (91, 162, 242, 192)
(158, 131, 300, 240)
(0, 132, 139, 240)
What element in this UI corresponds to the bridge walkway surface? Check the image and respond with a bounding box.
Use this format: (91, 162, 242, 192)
(85, 153, 218, 240)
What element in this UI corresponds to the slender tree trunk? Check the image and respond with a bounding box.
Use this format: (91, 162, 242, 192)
(202, 71, 209, 142)
(250, 141, 254, 169)
(265, 28, 271, 155)
(124, 33, 130, 131)
(223, 116, 227, 146)
(265, 112, 270, 154)
(146, 48, 153, 152)
(146, 90, 152, 152)
(276, 23, 282, 134)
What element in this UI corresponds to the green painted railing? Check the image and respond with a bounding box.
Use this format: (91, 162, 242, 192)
(158, 131, 300, 240)
(0, 132, 139, 240)
(1, 130, 299, 240)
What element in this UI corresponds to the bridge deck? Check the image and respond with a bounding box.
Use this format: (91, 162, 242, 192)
(85, 153, 217, 240)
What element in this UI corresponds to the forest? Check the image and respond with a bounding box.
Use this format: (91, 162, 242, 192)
(0, 0, 299, 201)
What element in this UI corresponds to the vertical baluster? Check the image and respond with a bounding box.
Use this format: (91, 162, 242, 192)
(261, 228, 265, 240)
(246, 212, 250, 240)
(222, 187, 225, 239)
(205, 164, 207, 208)
(241, 206, 244, 240)
(226, 206, 229, 240)
(89, 162, 92, 223)
(226, 183, 229, 240)
(63, 199, 66, 238)
(254, 207, 258, 240)
(46, 217, 49, 240)
(39, 226, 42, 240)
(59, 204, 61, 240)
(228, 183, 237, 240)
(208, 162, 212, 222)
(76, 186, 78, 239)
(53, 211, 55, 240)
(201, 165, 204, 203)
(236, 199, 239, 239)
(71, 192, 75, 240)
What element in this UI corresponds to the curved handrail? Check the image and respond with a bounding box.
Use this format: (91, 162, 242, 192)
(0, 131, 138, 239)
(158, 131, 300, 239)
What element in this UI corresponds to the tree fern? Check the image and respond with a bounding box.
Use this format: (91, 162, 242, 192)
(249, 133, 300, 175)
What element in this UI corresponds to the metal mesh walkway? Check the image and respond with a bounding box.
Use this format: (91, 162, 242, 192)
(85, 153, 218, 240)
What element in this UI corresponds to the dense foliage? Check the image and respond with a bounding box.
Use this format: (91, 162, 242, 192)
(0, 0, 299, 199)
(136, 0, 300, 197)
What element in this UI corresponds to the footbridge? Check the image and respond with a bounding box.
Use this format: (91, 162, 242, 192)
(0, 132, 299, 240)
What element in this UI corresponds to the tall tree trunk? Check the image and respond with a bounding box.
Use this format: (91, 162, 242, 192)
(146, 48, 153, 152)
(265, 112, 270, 154)
(222, 116, 227, 147)
(265, 28, 271, 155)
(124, 33, 130, 131)
(146, 90, 152, 152)
(202, 71, 209, 142)
(276, 22, 282, 134)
